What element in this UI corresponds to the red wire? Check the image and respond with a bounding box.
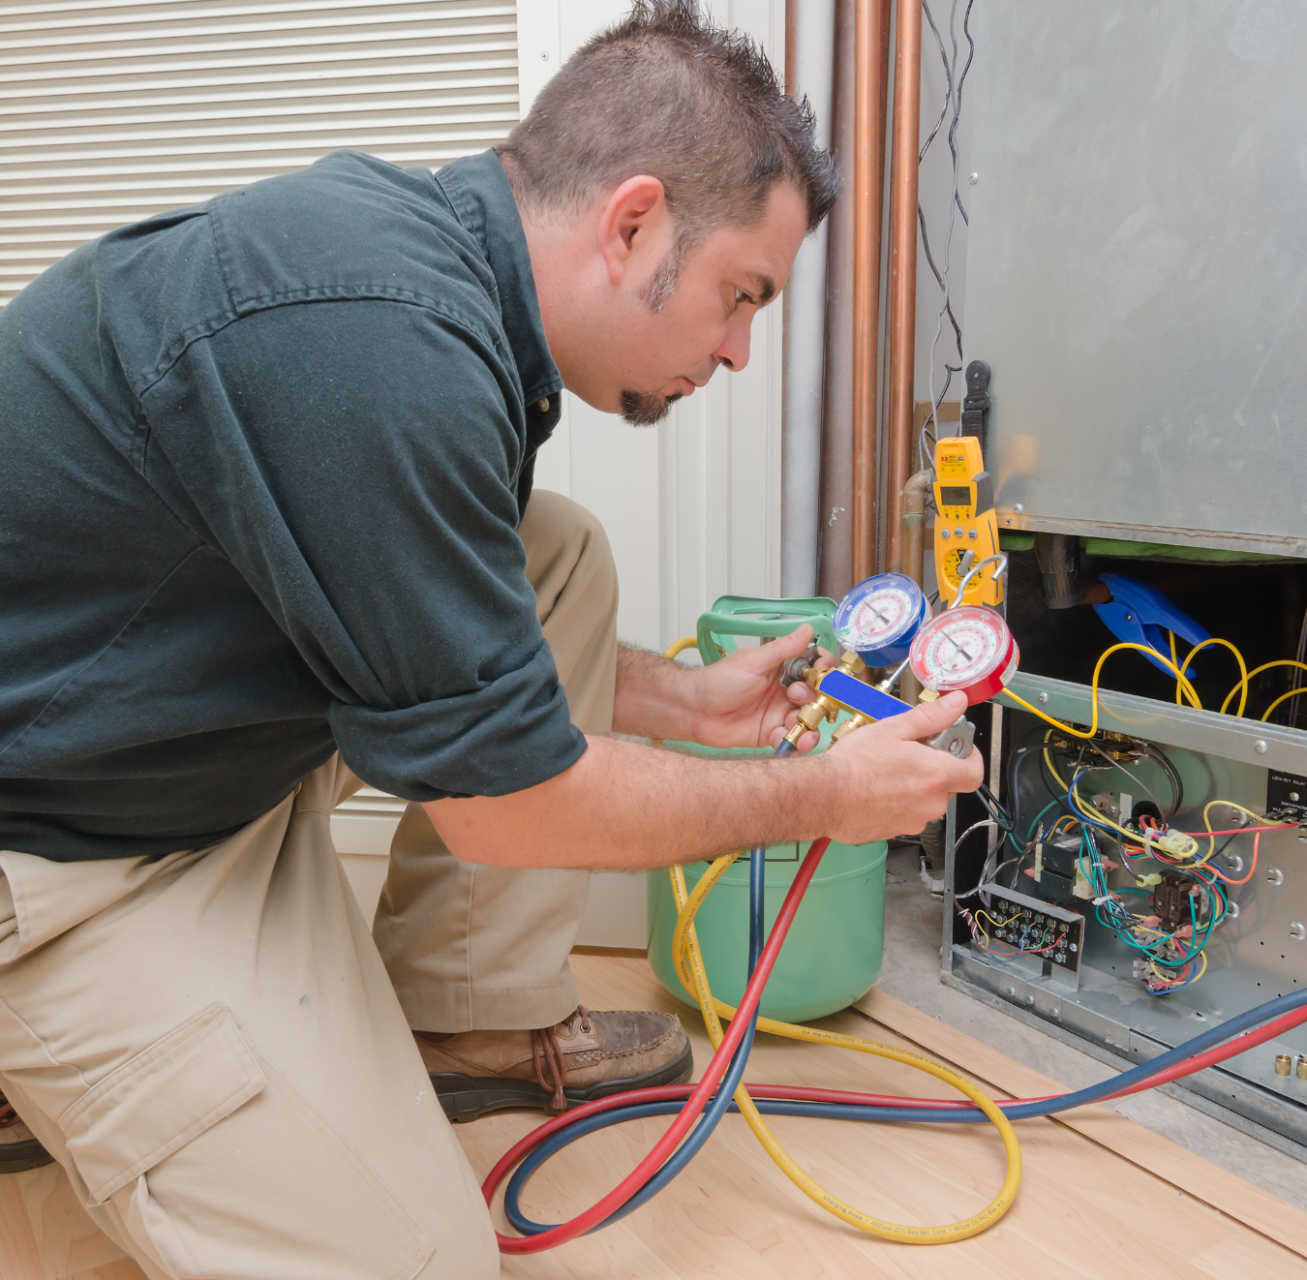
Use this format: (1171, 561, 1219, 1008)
(486, 837, 832, 1254)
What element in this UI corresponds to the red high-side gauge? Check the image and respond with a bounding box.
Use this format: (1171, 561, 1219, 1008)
(908, 605, 1019, 706)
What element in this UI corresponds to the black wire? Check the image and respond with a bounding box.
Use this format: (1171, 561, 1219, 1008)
(918, 0, 975, 454)
(919, 0, 953, 164)
(951, 0, 977, 228)
(1144, 743, 1184, 815)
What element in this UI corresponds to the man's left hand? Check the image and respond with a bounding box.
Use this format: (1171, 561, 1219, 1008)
(685, 623, 832, 752)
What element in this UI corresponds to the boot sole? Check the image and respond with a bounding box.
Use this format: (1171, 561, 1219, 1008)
(0, 1139, 54, 1175)
(433, 1039, 694, 1123)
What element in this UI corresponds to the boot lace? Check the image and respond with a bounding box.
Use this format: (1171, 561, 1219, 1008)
(529, 1005, 593, 1111)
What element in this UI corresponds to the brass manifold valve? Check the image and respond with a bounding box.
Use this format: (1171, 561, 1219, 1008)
(779, 649, 976, 758)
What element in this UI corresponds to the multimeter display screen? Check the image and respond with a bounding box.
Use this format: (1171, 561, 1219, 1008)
(939, 485, 972, 507)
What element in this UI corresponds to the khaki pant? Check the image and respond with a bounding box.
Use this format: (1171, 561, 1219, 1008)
(0, 491, 617, 1280)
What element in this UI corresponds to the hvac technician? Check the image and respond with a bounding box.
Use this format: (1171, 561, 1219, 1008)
(0, 3, 981, 1276)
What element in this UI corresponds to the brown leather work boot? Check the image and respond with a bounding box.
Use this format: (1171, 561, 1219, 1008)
(0, 1088, 53, 1174)
(416, 1006, 692, 1122)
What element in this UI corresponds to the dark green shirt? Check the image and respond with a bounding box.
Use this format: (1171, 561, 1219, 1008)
(0, 149, 584, 861)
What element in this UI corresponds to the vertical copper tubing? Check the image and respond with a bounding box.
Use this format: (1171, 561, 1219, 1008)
(850, 0, 890, 584)
(884, 0, 922, 573)
(816, 0, 855, 599)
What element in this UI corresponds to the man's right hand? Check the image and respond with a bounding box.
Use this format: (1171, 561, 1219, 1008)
(818, 690, 984, 845)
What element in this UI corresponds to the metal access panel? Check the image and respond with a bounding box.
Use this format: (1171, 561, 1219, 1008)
(944, 674, 1307, 1146)
(962, 2, 1307, 557)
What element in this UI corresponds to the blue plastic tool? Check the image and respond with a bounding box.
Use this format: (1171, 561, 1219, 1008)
(1092, 573, 1210, 676)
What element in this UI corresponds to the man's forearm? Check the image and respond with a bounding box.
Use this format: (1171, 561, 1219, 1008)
(423, 691, 981, 870)
(426, 733, 831, 870)
(612, 642, 701, 740)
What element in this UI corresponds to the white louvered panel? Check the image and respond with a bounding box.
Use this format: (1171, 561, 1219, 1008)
(0, 0, 520, 301)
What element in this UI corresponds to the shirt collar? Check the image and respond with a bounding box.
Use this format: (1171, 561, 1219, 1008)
(432, 150, 563, 409)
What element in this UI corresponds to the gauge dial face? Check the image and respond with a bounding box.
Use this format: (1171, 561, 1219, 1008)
(909, 605, 1017, 702)
(834, 573, 926, 659)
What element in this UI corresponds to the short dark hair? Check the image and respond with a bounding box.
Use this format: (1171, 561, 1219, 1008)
(499, 0, 838, 254)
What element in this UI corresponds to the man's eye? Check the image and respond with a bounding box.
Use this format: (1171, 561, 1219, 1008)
(734, 289, 755, 307)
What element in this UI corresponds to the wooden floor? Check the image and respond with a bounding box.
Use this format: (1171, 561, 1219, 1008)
(3, 952, 1306, 1279)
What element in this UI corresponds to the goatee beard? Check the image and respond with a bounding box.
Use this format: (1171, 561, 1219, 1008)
(620, 390, 682, 427)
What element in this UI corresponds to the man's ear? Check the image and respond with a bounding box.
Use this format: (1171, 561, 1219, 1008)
(597, 175, 668, 287)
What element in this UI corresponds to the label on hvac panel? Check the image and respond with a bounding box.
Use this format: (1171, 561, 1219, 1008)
(1266, 770, 1307, 822)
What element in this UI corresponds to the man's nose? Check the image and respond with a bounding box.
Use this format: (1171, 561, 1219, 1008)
(714, 314, 752, 373)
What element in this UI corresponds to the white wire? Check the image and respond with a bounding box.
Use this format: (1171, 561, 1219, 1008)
(950, 552, 1008, 608)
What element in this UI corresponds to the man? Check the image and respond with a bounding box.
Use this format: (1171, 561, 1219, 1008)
(0, 1, 981, 1275)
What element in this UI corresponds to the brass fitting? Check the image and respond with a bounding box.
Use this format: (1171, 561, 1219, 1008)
(1276, 1053, 1292, 1077)
(784, 651, 875, 746)
(831, 713, 873, 743)
(1298, 1056, 1307, 1081)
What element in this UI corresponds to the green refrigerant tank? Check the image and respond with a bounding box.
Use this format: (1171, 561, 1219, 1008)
(646, 596, 889, 1024)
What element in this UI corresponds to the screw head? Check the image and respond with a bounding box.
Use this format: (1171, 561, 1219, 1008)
(1255, 740, 1269, 754)
(969, 171, 979, 185)
(539, 49, 550, 60)
(1026, 995, 1035, 1005)
(1291, 922, 1306, 941)
(1013, 503, 1025, 515)
(1038, 692, 1050, 705)
(1291, 792, 1301, 802)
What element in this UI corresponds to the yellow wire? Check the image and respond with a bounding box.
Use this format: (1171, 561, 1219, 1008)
(1261, 687, 1307, 723)
(1005, 642, 1203, 740)
(1174, 638, 1249, 718)
(667, 860, 1023, 1244)
(1219, 659, 1307, 716)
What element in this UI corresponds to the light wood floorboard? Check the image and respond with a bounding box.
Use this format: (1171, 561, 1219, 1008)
(1, 953, 1302, 1278)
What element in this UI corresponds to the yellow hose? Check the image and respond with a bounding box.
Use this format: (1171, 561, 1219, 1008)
(666, 858, 1023, 1243)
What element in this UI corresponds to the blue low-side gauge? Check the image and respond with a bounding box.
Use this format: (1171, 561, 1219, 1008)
(833, 573, 928, 666)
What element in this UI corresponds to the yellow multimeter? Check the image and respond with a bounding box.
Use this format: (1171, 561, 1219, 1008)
(933, 435, 1003, 605)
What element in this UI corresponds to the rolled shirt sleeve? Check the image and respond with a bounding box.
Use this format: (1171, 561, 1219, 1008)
(139, 295, 585, 801)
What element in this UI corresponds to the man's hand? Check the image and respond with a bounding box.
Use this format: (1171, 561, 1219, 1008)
(612, 624, 830, 747)
(818, 690, 984, 844)
(684, 623, 832, 752)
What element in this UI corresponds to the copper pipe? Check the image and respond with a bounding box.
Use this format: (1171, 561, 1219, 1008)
(850, 0, 890, 584)
(816, 0, 856, 598)
(898, 467, 932, 703)
(884, 0, 923, 573)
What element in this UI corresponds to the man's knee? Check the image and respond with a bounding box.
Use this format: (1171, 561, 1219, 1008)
(519, 490, 617, 621)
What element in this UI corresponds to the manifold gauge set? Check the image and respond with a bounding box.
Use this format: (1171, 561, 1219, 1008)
(834, 571, 1018, 706)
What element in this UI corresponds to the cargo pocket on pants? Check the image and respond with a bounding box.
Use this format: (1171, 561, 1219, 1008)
(58, 1004, 434, 1280)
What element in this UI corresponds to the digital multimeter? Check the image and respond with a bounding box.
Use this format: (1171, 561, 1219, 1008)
(933, 435, 1002, 606)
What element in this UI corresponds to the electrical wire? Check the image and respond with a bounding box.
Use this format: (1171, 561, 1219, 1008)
(1004, 641, 1203, 739)
(1219, 659, 1307, 717)
(918, 0, 977, 470)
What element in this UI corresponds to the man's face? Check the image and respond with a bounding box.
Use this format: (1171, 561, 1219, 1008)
(578, 181, 808, 424)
